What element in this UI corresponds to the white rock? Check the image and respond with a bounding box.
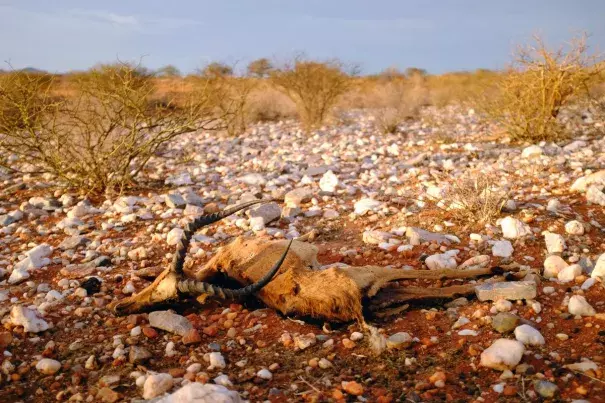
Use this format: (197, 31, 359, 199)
(581, 278, 596, 290)
(491, 240, 513, 258)
(256, 369, 272, 380)
(514, 325, 545, 346)
(591, 253, 605, 279)
(249, 216, 265, 231)
(350, 332, 364, 341)
(586, 186, 605, 206)
(500, 217, 531, 239)
(156, 383, 242, 403)
(480, 339, 525, 370)
(568, 295, 596, 317)
(494, 299, 513, 312)
(362, 230, 392, 245)
(143, 373, 174, 399)
(238, 173, 266, 186)
(248, 203, 281, 224)
(27, 244, 53, 268)
(208, 352, 226, 370)
(565, 220, 585, 235)
(354, 198, 383, 215)
(543, 232, 565, 254)
(543, 255, 568, 278)
(166, 228, 184, 246)
(8, 267, 30, 284)
(557, 264, 582, 283)
(213, 374, 233, 387)
(319, 171, 339, 193)
(570, 170, 605, 192)
(36, 358, 61, 375)
(148, 311, 193, 336)
(425, 251, 458, 270)
(10, 306, 49, 333)
(521, 145, 543, 158)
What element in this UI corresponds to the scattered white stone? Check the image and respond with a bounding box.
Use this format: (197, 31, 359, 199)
(543, 255, 568, 279)
(521, 145, 543, 158)
(500, 217, 531, 239)
(568, 295, 596, 317)
(480, 339, 525, 370)
(586, 186, 605, 206)
(148, 311, 193, 336)
(350, 332, 364, 341)
(591, 253, 605, 279)
(491, 240, 513, 258)
(10, 306, 49, 333)
(476, 281, 536, 301)
(494, 299, 513, 312)
(156, 383, 242, 403)
(8, 267, 30, 284)
(143, 373, 174, 399)
(514, 325, 545, 346)
(208, 352, 226, 370)
(319, 171, 339, 193)
(557, 264, 582, 283)
(354, 198, 383, 215)
(166, 228, 184, 246)
(256, 369, 272, 380)
(36, 358, 61, 375)
(425, 251, 458, 270)
(570, 170, 605, 192)
(565, 220, 585, 235)
(543, 232, 566, 254)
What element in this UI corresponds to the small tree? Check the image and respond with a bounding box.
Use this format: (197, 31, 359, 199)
(483, 33, 603, 142)
(247, 58, 273, 78)
(0, 63, 223, 193)
(156, 65, 181, 77)
(199, 62, 233, 79)
(270, 58, 353, 130)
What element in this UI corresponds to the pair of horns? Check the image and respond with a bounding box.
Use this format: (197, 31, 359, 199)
(171, 199, 291, 299)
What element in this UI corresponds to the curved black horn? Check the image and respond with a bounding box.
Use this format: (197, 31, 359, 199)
(170, 199, 272, 274)
(177, 239, 293, 299)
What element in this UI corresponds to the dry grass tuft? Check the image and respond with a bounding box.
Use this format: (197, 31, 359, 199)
(442, 174, 509, 227)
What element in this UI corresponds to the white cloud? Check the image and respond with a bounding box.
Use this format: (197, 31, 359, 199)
(66, 9, 199, 31)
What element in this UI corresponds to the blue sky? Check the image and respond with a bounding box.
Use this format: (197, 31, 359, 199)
(1, 0, 603, 74)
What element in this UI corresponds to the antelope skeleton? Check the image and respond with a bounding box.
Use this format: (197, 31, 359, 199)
(113, 200, 520, 326)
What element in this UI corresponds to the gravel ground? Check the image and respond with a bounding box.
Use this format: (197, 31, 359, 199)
(1, 107, 604, 402)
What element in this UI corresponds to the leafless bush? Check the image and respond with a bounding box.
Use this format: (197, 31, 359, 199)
(482, 33, 603, 143)
(0, 63, 223, 193)
(270, 58, 353, 131)
(371, 75, 429, 133)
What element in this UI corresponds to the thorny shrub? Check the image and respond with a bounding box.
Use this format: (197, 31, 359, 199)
(0, 63, 226, 193)
(482, 33, 603, 143)
(270, 58, 353, 131)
